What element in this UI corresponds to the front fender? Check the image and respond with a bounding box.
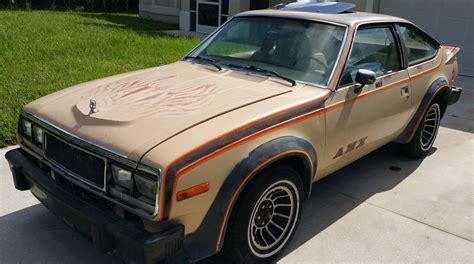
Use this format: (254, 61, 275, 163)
(182, 136, 317, 261)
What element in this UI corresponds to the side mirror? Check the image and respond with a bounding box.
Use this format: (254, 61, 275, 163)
(354, 69, 376, 93)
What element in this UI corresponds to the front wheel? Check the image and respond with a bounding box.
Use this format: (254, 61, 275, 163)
(222, 166, 303, 263)
(403, 102, 441, 158)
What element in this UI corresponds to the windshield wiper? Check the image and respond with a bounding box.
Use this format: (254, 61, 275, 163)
(184, 55, 222, 71)
(223, 64, 296, 86)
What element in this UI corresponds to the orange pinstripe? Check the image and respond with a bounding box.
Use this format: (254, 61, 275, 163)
(215, 150, 312, 251)
(162, 52, 444, 223)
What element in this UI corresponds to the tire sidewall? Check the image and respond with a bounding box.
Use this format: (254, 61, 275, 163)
(409, 102, 441, 158)
(246, 179, 300, 258)
(419, 103, 441, 152)
(224, 166, 304, 263)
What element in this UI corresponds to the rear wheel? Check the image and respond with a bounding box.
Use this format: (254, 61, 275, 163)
(403, 102, 441, 158)
(223, 166, 303, 263)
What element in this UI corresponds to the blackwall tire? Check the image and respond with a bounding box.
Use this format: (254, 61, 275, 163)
(403, 102, 441, 158)
(222, 165, 303, 263)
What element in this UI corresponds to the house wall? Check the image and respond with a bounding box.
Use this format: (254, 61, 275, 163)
(344, 0, 380, 12)
(139, 0, 180, 24)
(179, 0, 189, 11)
(140, 0, 382, 30)
(229, 0, 249, 16)
(379, 0, 473, 76)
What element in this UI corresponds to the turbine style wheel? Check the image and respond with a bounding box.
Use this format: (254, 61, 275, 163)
(223, 165, 303, 263)
(403, 102, 441, 158)
(420, 104, 440, 152)
(248, 180, 299, 258)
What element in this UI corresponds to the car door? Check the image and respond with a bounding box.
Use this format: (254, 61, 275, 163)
(319, 24, 411, 177)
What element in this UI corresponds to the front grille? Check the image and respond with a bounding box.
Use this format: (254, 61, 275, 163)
(45, 134, 106, 189)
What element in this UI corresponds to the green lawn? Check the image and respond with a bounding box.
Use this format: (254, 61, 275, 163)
(0, 11, 200, 147)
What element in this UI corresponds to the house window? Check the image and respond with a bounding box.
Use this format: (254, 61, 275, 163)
(190, 0, 197, 31)
(189, 0, 228, 33)
(198, 3, 219, 27)
(221, 0, 228, 23)
(250, 0, 270, 10)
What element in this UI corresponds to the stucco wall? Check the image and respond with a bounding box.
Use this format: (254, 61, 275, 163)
(140, 0, 382, 29)
(157, 0, 177, 7)
(139, 0, 180, 23)
(180, 0, 189, 11)
(344, 0, 381, 12)
(229, 0, 249, 16)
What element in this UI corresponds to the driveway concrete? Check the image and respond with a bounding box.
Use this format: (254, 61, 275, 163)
(1, 77, 473, 263)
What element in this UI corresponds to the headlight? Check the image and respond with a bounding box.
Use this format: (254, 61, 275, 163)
(111, 164, 133, 190)
(33, 126, 44, 144)
(21, 120, 32, 137)
(135, 174, 158, 200)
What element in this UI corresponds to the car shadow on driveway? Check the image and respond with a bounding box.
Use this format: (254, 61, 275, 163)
(0, 204, 118, 263)
(282, 144, 435, 256)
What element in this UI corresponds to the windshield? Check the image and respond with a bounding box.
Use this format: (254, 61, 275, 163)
(188, 17, 346, 87)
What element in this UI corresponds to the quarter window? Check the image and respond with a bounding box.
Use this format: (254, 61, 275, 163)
(400, 25, 438, 66)
(340, 26, 401, 86)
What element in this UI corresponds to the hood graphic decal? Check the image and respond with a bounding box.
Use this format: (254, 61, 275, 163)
(76, 75, 220, 122)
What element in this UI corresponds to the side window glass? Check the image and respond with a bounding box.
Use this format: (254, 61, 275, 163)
(400, 25, 438, 66)
(340, 26, 401, 86)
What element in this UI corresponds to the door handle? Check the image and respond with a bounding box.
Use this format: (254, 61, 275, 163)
(401, 87, 410, 97)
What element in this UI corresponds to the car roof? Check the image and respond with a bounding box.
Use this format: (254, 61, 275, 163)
(235, 9, 410, 27)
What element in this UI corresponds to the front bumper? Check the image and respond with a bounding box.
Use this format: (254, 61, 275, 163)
(448, 86, 462, 105)
(5, 148, 184, 264)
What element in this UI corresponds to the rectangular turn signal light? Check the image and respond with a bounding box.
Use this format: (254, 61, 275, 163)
(176, 182, 209, 201)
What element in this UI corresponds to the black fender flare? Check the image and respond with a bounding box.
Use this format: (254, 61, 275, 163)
(181, 136, 317, 261)
(396, 77, 451, 143)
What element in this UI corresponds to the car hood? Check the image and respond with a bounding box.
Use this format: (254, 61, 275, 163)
(24, 61, 294, 161)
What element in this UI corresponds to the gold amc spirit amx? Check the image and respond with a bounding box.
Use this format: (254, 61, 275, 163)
(6, 2, 462, 263)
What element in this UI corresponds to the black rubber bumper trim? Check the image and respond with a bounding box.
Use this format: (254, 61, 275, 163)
(5, 148, 184, 264)
(448, 86, 462, 105)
